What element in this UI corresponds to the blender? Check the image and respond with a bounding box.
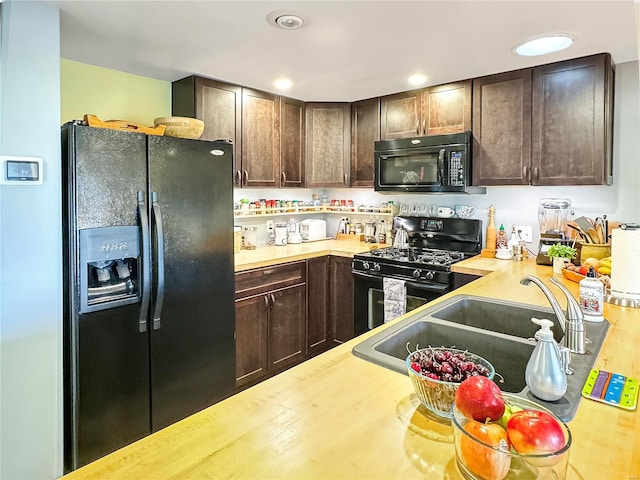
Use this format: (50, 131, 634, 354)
(287, 219, 302, 244)
(536, 198, 573, 265)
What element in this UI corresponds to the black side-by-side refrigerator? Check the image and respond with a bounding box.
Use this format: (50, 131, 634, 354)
(61, 122, 236, 472)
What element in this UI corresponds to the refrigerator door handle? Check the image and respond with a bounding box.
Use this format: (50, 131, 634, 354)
(137, 191, 150, 333)
(151, 191, 165, 331)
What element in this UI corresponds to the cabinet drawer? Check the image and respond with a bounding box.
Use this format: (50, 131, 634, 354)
(235, 261, 306, 298)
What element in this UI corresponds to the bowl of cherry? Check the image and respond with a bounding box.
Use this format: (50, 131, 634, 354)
(406, 347, 495, 419)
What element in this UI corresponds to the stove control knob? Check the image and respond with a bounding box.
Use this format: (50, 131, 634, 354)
(362, 261, 370, 270)
(372, 263, 381, 272)
(425, 271, 435, 280)
(412, 269, 422, 279)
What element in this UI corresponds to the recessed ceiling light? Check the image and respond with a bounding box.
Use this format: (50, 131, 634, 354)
(408, 74, 428, 86)
(267, 10, 308, 30)
(274, 78, 293, 90)
(513, 34, 575, 56)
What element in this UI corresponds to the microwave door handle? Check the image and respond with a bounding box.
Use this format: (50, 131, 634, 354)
(437, 148, 446, 184)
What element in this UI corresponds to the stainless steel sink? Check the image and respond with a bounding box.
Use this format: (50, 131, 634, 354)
(430, 296, 564, 343)
(352, 294, 609, 421)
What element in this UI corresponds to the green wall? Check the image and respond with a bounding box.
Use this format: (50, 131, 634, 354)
(60, 59, 171, 126)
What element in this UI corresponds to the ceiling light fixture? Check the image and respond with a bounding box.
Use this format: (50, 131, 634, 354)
(267, 11, 308, 30)
(408, 74, 427, 86)
(274, 78, 293, 91)
(513, 34, 575, 57)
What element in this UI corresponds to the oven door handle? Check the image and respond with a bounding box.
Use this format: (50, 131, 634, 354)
(404, 281, 449, 293)
(352, 271, 382, 281)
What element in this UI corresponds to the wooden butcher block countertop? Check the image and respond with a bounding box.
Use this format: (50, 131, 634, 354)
(61, 252, 640, 480)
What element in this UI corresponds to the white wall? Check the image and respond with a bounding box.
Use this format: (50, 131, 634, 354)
(0, 1, 62, 478)
(235, 60, 640, 248)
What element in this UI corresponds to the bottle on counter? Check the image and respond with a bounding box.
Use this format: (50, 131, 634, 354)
(579, 266, 605, 322)
(525, 318, 567, 401)
(486, 206, 497, 251)
(496, 223, 508, 249)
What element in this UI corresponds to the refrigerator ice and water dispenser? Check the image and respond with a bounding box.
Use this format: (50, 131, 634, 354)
(79, 226, 141, 313)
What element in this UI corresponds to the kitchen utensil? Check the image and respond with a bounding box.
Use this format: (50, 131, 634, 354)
(153, 116, 205, 139)
(539, 198, 572, 236)
(452, 393, 572, 480)
(437, 206, 454, 218)
(84, 114, 166, 136)
(574, 216, 595, 236)
(393, 227, 409, 249)
(274, 223, 287, 246)
(406, 347, 495, 418)
(454, 205, 476, 219)
(588, 227, 599, 244)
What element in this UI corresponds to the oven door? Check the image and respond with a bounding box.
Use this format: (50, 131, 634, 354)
(353, 271, 449, 335)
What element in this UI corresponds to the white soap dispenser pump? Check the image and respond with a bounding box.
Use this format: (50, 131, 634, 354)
(525, 317, 567, 401)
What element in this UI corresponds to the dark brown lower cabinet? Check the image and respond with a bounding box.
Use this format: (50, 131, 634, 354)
(329, 256, 354, 345)
(235, 262, 306, 389)
(235, 256, 354, 390)
(307, 256, 330, 356)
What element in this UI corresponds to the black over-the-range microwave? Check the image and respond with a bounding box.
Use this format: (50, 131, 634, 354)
(374, 131, 485, 194)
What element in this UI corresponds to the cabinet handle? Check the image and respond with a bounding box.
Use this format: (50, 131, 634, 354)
(344, 173, 348, 185)
(270, 293, 276, 307)
(243, 170, 248, 186)
(523, 165, 529, 183)
(416, 120, 420, 136)
(262, 269, 273, 275)
(264, 295, 269, 310)
(281, 171, 286, 184)
(533, 166, 540, 184)
(235, 170, 241, 185)
(422, 119, 426, 135)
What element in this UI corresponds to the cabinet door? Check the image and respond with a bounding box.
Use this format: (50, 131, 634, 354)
(172, 76, 242, 182)
(329, 256, 354, 345)
(531, 54, 612, 186)
(281, 97, 305, 188)
(422, 80, 472, 136)
(306, 257, 330, 356)
(472, 69, 532, 186)
(268, 284, 306, 372)
(235, 294, 269, 388)
(380, 90, 421, 140)
(351, 98, 380, 187)
(305, 103, 351, 187)
(241, 88, 281, 188)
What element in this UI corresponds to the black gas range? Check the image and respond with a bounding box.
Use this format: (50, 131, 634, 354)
(352, 216, 482, 334)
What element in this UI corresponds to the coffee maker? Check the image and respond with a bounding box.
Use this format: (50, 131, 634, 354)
(536, 198, 574, 265)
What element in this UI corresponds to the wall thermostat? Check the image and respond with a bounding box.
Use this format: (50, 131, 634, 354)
(0, 156, 43, 185)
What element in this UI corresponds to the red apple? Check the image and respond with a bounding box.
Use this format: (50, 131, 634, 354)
(460, 419, 511, 480)
(507, 409, 567, 466)
(455, 376, 505, 422)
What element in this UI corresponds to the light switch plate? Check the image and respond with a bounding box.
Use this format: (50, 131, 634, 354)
(514, 225, 533, 243)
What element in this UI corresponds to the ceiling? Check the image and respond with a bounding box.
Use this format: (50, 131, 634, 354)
(50, 0, 639, 102)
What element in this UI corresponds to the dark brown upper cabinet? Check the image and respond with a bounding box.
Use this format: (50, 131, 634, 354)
(531, 54, 614, 186)
(241, 88, 281, 188)
(281, 97, 306, 188)
(472, 69, 533, 186)
(473, 53, 614, 186)
(172, 76, 242, 175)
(380, 81, 472, 140)
(350, 98, 380, 187)
(305, 103, 351, 187)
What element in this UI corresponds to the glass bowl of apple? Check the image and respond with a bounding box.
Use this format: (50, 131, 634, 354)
(406, 347, 495, 418)
(451, 381, 572, 480)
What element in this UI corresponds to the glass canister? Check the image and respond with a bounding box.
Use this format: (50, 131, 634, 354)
(243, 226, 257, 250)
(234, 226, 242, 253)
